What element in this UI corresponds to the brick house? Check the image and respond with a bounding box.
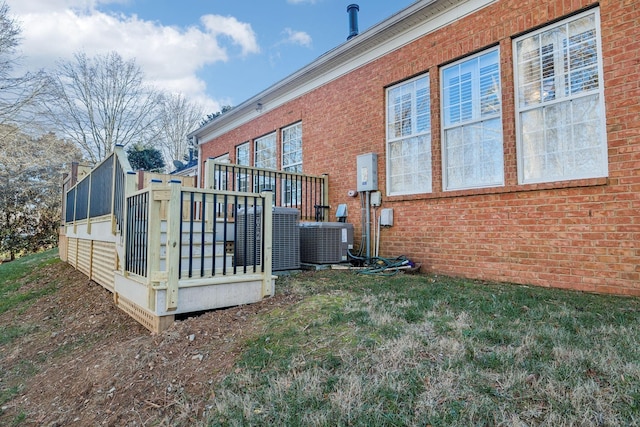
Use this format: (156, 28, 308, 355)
(190, 0, 640, 296)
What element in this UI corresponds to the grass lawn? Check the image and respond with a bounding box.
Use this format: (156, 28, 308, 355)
(1, 251, 639, 425)
(208, 271, 640, 426)
(0, 249, 60, 319)
(0, 249, 60, 412)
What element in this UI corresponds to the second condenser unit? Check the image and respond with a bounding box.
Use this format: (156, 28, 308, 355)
(299, 222, 354, 264)
(235, 206, 300, 271)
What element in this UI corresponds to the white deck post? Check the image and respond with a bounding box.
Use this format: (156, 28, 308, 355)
(261, 191, 273, 297)
(165, 180, 182, 311)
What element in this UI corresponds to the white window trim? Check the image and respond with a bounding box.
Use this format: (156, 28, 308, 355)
(440, 47, 504, 192)
(513, 8, 608, 185)
(385, 73, 432, 197)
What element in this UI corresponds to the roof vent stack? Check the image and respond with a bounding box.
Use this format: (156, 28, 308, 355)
(347, 4, 359, 40)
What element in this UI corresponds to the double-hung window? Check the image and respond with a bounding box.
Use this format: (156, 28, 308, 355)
(514, 9, 607, 184)
(386, 74, 431, 196)
(236, 142, 250, 192)
(442, 48, 503, 191)
(212, 153, 229, 191)
(212, 153, 230, 216)
(282, 122, 302, 205)
(254, 132, 277, 192)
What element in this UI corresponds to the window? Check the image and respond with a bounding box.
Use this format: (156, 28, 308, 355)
(236, 142, 250, 192)
(254, 133, 277, 169)
(254, 132, 277, 192)
(282, 122, 302, 205)
(282, 123, 302, 173)
(442, 48, 503, 191)
(236, 142, 250, 166)
(514, 10, 607, 184)
(212, 153, 229, 191)
(386, 74, 431, 196)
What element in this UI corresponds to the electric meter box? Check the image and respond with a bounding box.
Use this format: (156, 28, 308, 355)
(356, 153, 378, 192)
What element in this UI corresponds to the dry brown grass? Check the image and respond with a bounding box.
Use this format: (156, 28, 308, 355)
(207, 271, 640, 426)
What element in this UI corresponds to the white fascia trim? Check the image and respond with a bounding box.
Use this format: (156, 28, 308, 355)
(195, 0, 496, 143)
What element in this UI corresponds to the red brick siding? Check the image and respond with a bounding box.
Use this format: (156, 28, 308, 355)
(200, 0, 640, 295)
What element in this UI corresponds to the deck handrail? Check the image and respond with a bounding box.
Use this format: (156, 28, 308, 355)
(204, 159, 329, 221)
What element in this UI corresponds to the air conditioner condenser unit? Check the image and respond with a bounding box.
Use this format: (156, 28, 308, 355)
(299, 222, 354, 264)
(236, 206, 300, 271)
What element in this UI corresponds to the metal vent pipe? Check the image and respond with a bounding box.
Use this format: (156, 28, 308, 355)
(347, 4, 359, 40)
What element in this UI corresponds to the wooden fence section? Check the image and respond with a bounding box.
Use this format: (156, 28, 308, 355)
(204, 159, 329, 221)
(60, 146, 133, 292)
(65, 233, 117, 291)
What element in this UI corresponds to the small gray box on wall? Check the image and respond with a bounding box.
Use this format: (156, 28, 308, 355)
(356, 153, 378, 192)
(380, 208, 393, 226)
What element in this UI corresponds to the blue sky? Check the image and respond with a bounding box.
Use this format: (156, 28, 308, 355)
(7, 0, 415, 115)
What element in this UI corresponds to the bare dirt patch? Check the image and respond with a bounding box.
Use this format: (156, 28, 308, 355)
(0, 261, 300, 426)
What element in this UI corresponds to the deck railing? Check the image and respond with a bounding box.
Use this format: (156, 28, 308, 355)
(61, 147, 278, 319)
(204, 159, 329, 221)
(62, 145, 134, 235)
(124, 181, 274, 310)
(125, 189, 149, 277)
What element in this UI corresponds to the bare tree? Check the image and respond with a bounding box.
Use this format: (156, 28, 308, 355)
(44, 51, 162, 163)
(155, 93, 205, 170)
(0, 124, 82, 259)
(0, 2, 49, 131)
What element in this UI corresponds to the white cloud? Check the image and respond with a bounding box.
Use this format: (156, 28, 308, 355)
(200, 15, 260, 56)
(280, 28, 312, 48)
(7, 0, 127, 14)
(287, 0, 318, 4)
(5, 0, 259, 112)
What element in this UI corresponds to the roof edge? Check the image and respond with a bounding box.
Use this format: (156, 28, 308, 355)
(191, 0, 494, 142)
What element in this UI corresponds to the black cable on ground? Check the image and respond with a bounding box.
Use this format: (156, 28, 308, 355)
(347, 250, 411, 276)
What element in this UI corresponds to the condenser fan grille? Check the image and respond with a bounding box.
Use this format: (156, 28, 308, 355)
(236, 206, 300, 271)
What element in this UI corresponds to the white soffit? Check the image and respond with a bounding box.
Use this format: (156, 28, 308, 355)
(196, 0, 496, 142)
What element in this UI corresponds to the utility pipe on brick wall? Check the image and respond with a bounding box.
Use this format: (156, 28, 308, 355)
(365, 190, 371, 259)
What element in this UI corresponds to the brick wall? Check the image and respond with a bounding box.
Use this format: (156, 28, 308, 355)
(200, 0, 640, 295)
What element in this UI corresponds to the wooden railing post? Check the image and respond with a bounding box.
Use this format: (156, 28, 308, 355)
(113, 144, 133, 171)
(125, 172, 137, 223)
(203, 158, 212, 189)
(116, 171, 137, 275)
(165, 180, 182, 311)
(109, 151, 117, 233)
(261, 191, 273, 297)
(147, 180, 163, 288)
(72, 182, 78, 235)
(86, 172, 93, 235)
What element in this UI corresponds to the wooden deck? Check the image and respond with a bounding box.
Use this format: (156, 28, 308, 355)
(59, 147, 287, 332)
